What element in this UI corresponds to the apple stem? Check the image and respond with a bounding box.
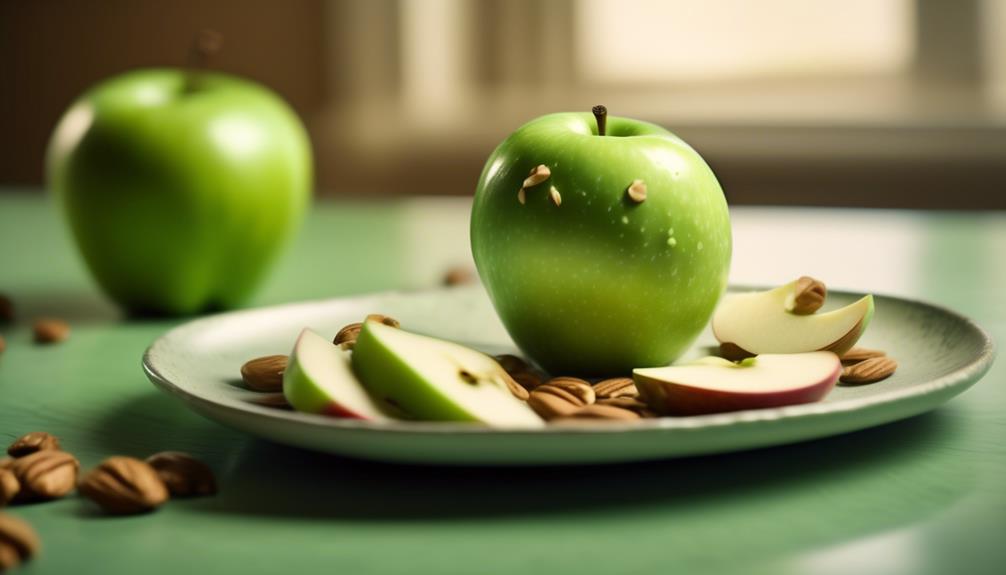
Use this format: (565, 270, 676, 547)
(592, 105, 607, 136)
(184, 29, 224, 93)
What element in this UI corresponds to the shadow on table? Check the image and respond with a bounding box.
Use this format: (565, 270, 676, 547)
(155, 407, 969, 523)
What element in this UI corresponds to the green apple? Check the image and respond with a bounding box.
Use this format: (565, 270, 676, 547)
(351, 321, 543, 427)
(712, 280, 874, 357)
(47, 69, 312, 315)
(471, 109, 731, 375)
(634, 352, 841, 415)
(283, 329, 391, 420)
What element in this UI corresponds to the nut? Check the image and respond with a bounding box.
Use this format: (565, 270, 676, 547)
(522, 164, 551, 188)
(333, 322, 363, 349)
(78, 456, 170, 515)
(597, 397, 657, 417)
(542, 377, 595, 405)
(517, 188, 526, 204)
(593, 377, 638, 399)
(366, 314, 400, 328)
(0, 513, 40, 570)
(840, 356, 897, 384)
(146, 452, 217, 497)
(8, 450, 78, 500)
(33, 318, 70, 344)
(554, 404, 640, 423)
(0, 469, 19, 506)
(443, 266, 476, 286)
(549, 185, 562, 206)
(499, 372, 530, 401)
(788, 276, 826, 315)
(627, 179, 647, 203)
(240, 355, 288, 392)
(0, 294, 13, 323)
(527, 387, 582, 420)
(841, 347, 887, 364)
(7, 432, 61, 457)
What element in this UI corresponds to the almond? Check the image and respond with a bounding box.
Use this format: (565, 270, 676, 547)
(240, 355, 288, 392)
(7, 432, 60, 458)
(840, 356, 897, 384)
(9, 450, 78, 500)
(33, 318, 69, 344)
(840, 347, 887, 364)
(788, 276, 826, 315)
(78, 456, 169, 515)
(593, 377, 638, 399)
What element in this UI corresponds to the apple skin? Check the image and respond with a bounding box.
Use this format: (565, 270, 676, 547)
(471, 112, 731, 376)
(47, 69, 312, 315)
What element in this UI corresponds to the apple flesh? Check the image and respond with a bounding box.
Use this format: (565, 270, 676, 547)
(712, 280, 874, 357)
(351, 321, 543, 427)
(634, 352, 841, 415)
(471, 111, 731, 376)
(283, 329, 391, 421)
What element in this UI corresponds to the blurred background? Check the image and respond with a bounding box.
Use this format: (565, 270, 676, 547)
(2, 0, 1005, 208)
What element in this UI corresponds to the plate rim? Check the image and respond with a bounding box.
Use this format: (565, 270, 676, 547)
(142, 285, 997, 437)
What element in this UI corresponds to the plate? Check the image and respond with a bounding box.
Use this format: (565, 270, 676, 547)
(143, 285, 995, 465)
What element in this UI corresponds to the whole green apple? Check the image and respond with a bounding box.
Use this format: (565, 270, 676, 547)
(471, 110, 731, 376)
(47, 69, 311, 315)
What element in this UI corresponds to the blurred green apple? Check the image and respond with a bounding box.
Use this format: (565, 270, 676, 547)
(47, 69, 311, 315)
(471, 110, 731, 376)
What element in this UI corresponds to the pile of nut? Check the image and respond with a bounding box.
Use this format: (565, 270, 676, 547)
(494, 355, 657, 422)
(0, 432, 216, 571)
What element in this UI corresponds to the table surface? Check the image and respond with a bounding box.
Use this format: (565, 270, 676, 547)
(0, 190, 1004, 575)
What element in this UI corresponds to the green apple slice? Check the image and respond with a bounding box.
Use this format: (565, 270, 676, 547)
(634, 352, 841, 415)
(351, 321, 543, 427)
(712, 280, 874, 357)
(283, 329, 391, 421)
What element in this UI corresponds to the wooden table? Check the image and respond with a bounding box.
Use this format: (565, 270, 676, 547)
(1, 191, 1003, 575)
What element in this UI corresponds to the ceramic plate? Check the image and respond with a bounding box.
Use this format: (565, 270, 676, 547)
(143, 285, 994, 465)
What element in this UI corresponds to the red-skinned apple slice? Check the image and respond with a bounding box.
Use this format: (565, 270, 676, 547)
(634, 352, 841, 415)
(282, 328, 392, 420)
(712, 280, 874, 358)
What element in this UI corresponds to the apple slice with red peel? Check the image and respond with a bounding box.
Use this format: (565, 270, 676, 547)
(283, 328, 392, 421)
(712, 280, 874, 357)
(634, 352, 842, 415)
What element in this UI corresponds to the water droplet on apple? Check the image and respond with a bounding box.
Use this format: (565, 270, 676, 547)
(621, 216, 629, 224)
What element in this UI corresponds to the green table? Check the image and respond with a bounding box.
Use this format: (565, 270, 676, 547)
(1, 191, 1003, 575)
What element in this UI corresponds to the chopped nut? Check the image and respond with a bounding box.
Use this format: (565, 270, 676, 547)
(840, 356, 897, 384)
(33, 318, 70, 344)
(7, 432, 61, 458)
(8, 450, 78, 500)
(840, 347, 887, 364)
(0, 513, 40, 570)
(334, 322, 363, 349)
(542, 377, 594, 405)
(593, 377, 638, 399)
(787, 276, 827, 315)
(145, 452, 216, 497)
(522, 164, 551, 188)
(549, 185, 562, 206)
(240, 355, 288, 392)
(627, 179, 647, 203)
(78, 456, 169, 515)
(0, 469, 19, 506)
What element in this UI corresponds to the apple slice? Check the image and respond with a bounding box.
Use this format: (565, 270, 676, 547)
(351, 321, 543, 427)
(283, 329, 392, 421)
(712, 280, 874, 357)
(634, 352, 841, 415)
